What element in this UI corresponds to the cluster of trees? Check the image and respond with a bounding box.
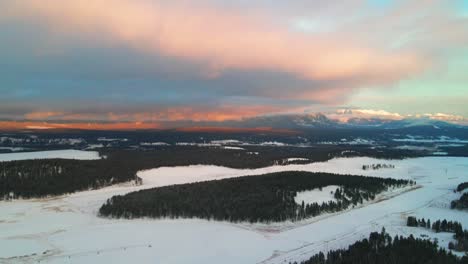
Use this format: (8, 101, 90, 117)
(456, 182, 468, 192)
(407, 217, 463, 233)
(451, 182, 468, 210)
(407, 216, 468, 252)
(362, 163, 395, 170)
(292, 228, 468, 264)
(0, 157, 138, 199)
(99, 171, 412, 223)
(451, 193, 468, 210)
(407, 216, 432, 229)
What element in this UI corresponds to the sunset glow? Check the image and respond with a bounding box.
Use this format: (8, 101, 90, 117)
(1, 0, 467, 128)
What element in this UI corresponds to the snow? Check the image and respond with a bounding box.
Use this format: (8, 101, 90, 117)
(85, 144, 104, 150)
(1, 156, 468, 263)
(223, 146, 245, 150)
(140, 142, 170, 146)
(340, 150, 358, 155)
(176, 142, 221, 147)
(259, 141, 288, 146)
(319, 138, 375, 146)
(295, 185, 338, 205)
(210, 140, 242, 145)
(432, 151, 448, 155)
(393, 136, 468, 143)
(0, 147, 27, 152)
(97, 137, 128, 142)
(437, 143, 466, 147)
(394, 145, 433, 151)
(0, 137, 85, 145)
(286, 158, 309, 162)
(0, 150, 100, 162)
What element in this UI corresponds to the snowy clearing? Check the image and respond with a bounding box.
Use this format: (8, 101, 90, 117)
(140, 142, 170, 146)
(0, 150, 100, 162)
(393, 136, 468, 144)
(295, 185, 339, 205)
(286, 158, 309, 162)
(1, 157, 467, 263)
(0, 147, 27, 152)
(223, 146, 246, 150)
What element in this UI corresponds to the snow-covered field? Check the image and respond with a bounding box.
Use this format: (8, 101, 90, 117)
(0, 150, 100, 162)
(1, 157, 467, 263)
(295, 185, 338, 205)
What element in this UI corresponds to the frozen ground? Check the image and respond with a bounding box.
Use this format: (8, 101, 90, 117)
(0, 157, 467, 263)
(0, 150, 100, 162)
(294, 185, 338, 205)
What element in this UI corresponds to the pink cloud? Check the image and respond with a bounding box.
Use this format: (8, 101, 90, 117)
(6, 0, 425, 87)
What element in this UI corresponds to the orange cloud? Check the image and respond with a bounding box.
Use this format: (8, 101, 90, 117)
(5, 0, 425, 85)
(0, 121, 162, 131)
(17, 105, 283, 123)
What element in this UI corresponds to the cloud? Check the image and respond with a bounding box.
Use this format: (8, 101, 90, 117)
(24, 111, 65, 120)
(3, 1, 425, 93)
(0, 0, 467, 121)
(422, 113, 467, 124)
(328, 108, 404, 122)
(19, 104, 284, 123)
(328, 107, 468, 125)
(0, 121, 162, 131)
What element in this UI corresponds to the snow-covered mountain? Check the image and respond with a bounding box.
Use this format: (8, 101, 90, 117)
(344, 117, 464, 129)
(236, 113, 337, 129)
(222, 114, 467, 130)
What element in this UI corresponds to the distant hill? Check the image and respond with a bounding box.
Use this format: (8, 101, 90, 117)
(195, 113, 468, 131)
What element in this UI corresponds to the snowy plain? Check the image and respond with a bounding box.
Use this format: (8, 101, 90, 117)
(0, 150, 100, 162)
(0, 156, 467, 263)
(294, 185, 338, 205)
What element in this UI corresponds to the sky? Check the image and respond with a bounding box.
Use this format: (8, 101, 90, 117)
(0, 0, 467, 128)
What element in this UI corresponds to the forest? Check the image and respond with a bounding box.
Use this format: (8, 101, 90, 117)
(292, 228, 468, 264)
(0, 145, 415, 200)
(361, 163, 395, 170)
(407, 216, 468, 252)
(451, 193, 468, 210)
(0, 147, 338, 199)
(451, 182, 468, 210)
(456, 182, 468, 192)
(99, 171, 412, 223)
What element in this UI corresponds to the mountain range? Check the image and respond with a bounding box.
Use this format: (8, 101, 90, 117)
(169, 113, 468, 131)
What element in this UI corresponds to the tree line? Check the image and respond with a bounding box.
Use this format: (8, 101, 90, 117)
(407, 216, 468, 252)
(456, 182, 468, 192)
(292, 228, 468, 264)
(451, 193, 468, 210)
(99, 171, 413, 223)
(1, 146, 416, 200)
(0, 157, 137, 199)
(362, 163, 395, 170)
(0, 147, 329, 200)
(451, 182, 468, 210)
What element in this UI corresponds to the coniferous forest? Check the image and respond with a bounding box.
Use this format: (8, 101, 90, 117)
(451, 182, 468, 210)
(407, 216, 468, 252)
(99, 171, 412, 222)
(0, 146, 415, 200)
(456, 182, 468, 192)
(0, 147, 333, 199)
(292, 228, 468, 264)
(451, 193, 468, 210)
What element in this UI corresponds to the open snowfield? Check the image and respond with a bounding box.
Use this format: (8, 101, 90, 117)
(1, 156, 467, 263)
(0, 150, 100, 162)
(294, 185, 339, 205)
